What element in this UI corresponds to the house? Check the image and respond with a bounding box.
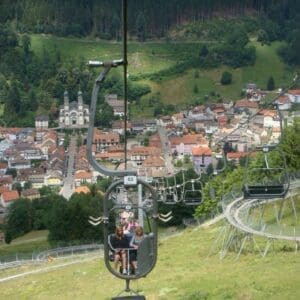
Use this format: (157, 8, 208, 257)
(144, 119, 157, 132)
(21, 188, 40, 200)
(1, 190, 19, 208)
(111, 121, 132, 135)
(130, 146, 161, 166)
(235, 99, 259, 115)
(105, 94, 127, 117)
(93, 129, 120, 151)
(74, 170, 93, 187)
(191, 146, 212, 174)
(44, 171, 63, 186)
(287, 89, 300, 103)
(35, 115, 49, 130)
(275, 95, 292, 110)
(0, 162, 8, 175)
(227, 152, 248, 165)
(141, 156, 166, 177)
(37, 130, 58, 155)
(8, 157, 31, 169)
(0, 139, 13, 160)
(131, 120, 145, 133)
(149, 134, 162, 148)
(254, 110, 278, 128)
(169, 134, 208, 156)
(158, 115, 173, 127)
(172, 113, 185, 126)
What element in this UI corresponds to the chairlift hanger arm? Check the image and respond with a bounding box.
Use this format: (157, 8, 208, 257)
(86, 62, 136, 177)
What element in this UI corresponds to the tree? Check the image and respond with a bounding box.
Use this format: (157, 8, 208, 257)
(20, 34, 31, 56)
(12, 182, 22, 193)
(227, 28, 249, 48)
(5, 168, 17, 178)
(96, 102, 114, 127)
(199, 45, 209, 57)
(193, 84, 199, 94)
(6, 199, 33, 239)
(220, 71, 232, 85)
(267, 76, 275, 91)
(136, 11, 146, 42)
(257, 29, 270, 45)
(206, 163, 214, 176)
(5, 81, 21, 116)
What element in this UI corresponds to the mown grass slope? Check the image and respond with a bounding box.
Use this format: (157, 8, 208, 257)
(1, 222, 299, 300)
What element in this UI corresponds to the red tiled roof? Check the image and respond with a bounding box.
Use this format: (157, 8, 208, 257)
(0, 186, 10, 194)
(0, 162, 8, 169)
(142, 156, 165, 167)
(277, 95, 291, 104)
(192, 146, 212, 156)
(288, 89, 300, 95)
(170, 134, 207, 146)
(130, 146, 161, 156)
(235, 99, 259, 109)
(258, 109, 277, 117)
(227, 152, 248, 159)
(1, 190, 19, 202)
(75, 186, 90, 194)
(74, 171, 93, 180)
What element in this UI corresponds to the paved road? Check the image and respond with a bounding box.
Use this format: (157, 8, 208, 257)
(157, 126, 175, 175)
(60, 135, 77, 199)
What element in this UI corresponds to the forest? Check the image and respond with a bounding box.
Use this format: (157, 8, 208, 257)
(0, 0, 299, 41)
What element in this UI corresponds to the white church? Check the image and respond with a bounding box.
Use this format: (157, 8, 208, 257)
(59, 91, 90, 128)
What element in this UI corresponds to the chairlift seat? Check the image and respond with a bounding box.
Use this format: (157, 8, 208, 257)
(243, 184, 286, 199)
(183, 190, 202, 206)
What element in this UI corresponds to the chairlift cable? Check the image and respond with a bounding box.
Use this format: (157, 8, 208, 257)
(122, 0, 128, 168)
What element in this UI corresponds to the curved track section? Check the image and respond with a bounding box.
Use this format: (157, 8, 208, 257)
(223, 179, 300, 242)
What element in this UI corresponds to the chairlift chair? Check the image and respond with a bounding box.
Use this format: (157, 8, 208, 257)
(243, 148, 290, 199)
(182, 179, 203, 205)
(164, 186, 180, 204)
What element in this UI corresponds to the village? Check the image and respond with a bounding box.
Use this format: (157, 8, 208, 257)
(0, 84, 299, 233)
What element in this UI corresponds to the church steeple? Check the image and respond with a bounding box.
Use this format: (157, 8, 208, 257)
(64, 91, 69, 111)
(78, 90, 83, 110)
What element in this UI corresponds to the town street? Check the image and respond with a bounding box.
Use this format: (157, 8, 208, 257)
(60, 134, 77, 199)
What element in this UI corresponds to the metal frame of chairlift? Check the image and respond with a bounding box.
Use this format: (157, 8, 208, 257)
(243, 147, 290, 199)
(164, 183, 180, 204)
(103, 179, 158, 281)
(182, 178, 203, 206)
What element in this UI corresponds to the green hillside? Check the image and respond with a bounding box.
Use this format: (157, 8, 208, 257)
(30, 35, 298, 118)
(1, 221, 300, 299)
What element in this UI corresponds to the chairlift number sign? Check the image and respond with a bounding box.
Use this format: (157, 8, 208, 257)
(124, 175, 137, 186)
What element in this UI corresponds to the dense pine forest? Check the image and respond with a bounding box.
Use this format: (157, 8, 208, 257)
(1, 0, 300, 40)
(0, 0, 299, 126)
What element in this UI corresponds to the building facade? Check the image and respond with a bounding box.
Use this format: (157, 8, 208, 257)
(59, 91, 90, 128)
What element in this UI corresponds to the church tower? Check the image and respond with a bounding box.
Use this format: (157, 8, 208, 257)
(64, 91, 69, 111)
(78, 90, 84, 125)
(78, 90, 83, 110)
(64, 91, 70, 126)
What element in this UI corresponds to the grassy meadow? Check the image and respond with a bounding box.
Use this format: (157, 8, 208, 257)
(30, 35, 299, 118)
(0, 230, 49, 260)
(1, 220, 300, 300)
